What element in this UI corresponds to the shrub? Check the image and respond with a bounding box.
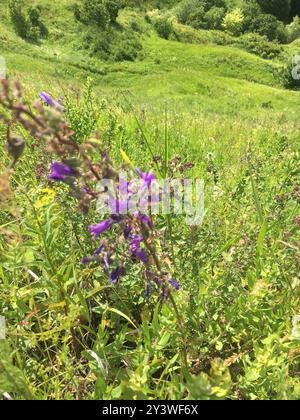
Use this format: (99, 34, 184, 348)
(76, 0, 110, 29)
(222, 8, 244, 36)
(112, 31, 144, 61)
(105, 0, 124, 24)
(89, 28, 144, 62)
(291, 0, 300, 19)
(286, 15, 300, 42)
(153, 16, 174, 39)
(273, 58, 300, 89)
(8, 0, 27, 39)
(205, 0, 227, 8)
(9, 1, 48, 42)
(248, 13, 287, 42)
(28, 6, 49, 38)
(177, 0, 228, 30)
(76, 0, 143, 62)
(204, 6, 226, 30)
(241, 0, 262, 32)
(234, 33, 283, 59)
(177, 0, 205, 29)
(257, 0, 291, 22)
(75, 0, 125, 29)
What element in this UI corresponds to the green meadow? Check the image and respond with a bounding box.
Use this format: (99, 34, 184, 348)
(0, 0, 300, 400)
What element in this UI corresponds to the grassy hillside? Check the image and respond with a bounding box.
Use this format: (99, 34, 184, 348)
(0, 0, 300, 401)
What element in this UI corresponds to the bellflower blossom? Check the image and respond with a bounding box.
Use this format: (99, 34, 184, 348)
(49, 161, 77, 182)
(136, 167, 156, 188)
(130, 235, 148, 264)
(89, 219, 114, 239)
(39, 92, 64, 109)
(39, 92, 56, 107)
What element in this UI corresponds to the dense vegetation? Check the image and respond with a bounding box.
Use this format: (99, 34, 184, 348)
(0, 0, 300, 401)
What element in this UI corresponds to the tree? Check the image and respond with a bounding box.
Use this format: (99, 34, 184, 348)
(9, 0, 48, 41)
(257, 0, 291, 22)
(203, 0, 227, 11)
(75, 0, 125, 29)
(177, 0, 205, 28)
(291, 0, 300, 19)
(153, 16, 174, 39)
(9, 0, 28, 39)
(249, 13, 287, 42)
(204, 7, 226, 30)
(222, 8, 244, 36)
(105, 1, 124, 24)
(286, 15, 300, 41)
(241, 0, 262, 32)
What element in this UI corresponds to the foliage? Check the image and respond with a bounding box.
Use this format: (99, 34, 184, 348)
(8, 0, 27, 39)
(153, 16, 175, 39)
(85, 28, 144, 61)
(75, 0, 126, 29)
(177, 0, 227, 30)
(241, 0, 262, 32)
(1, 0, 300, 402)
(257, 0, 291, 22)
(8, 1, 48, 42)
(177, 0, 206, 29)
(291, 0, 300, 19)
(65, 78, 99, 143)
(286, 15, 300, 42)
(234, 33, 284, 59)
(273, 58, 300, 89)
(247, 13, 287, 42)
(222, 8, 244, 36)
(74, 0, 143, 61)
(204, 6, 226, 30)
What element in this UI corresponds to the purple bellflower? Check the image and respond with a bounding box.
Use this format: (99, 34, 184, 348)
(136, 167, 156, 188)
(89, 219, 114, 239)
(130, 235, 148, 264)
(39, 92, 64, 108)
(49, 161, 77, 182)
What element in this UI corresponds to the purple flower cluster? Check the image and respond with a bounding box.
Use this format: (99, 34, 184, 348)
(89, 219, 114, 239)
(129, 235, 148, 264)
(49, 161, 78, 182)
(39, 92, 64, 108)
(49, 159, 180, 297)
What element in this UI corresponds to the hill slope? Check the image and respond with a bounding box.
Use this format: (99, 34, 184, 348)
(0, 0, 299, 122)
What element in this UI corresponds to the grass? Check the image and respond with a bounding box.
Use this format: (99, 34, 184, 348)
(0, 0, 300, 401)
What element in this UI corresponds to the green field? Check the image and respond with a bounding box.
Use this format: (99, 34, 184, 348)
(0, 0, 300, 400)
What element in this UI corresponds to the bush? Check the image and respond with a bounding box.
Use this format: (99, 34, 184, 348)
(9, 0, 27, 39)
(248, 13, 287, 42)
(177, 0, 228, 29)
(241, 0, 262, 32)
(234, 33, 283, 59)
(204, 7, 226, 30)
(291, 0, 300, 19)
(153, 16, 174, 39)
(88, 28, 144, 62)
(172, 21, 233, 45)
(222, 8, 244, 36)
(75, 0, 125, 29)
(286, 15, 300, 42)
(273, 58, 300, 89)
(112, 31, 144, 61)
(257, 0, 291, 22)
(177, 0, 205, 29)
(28, 6, 49, 38)
(76, 0, 143, 62)
(9, 1, 48, 42)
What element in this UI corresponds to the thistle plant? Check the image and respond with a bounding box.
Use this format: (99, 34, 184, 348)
(0, 79, 182, 324)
